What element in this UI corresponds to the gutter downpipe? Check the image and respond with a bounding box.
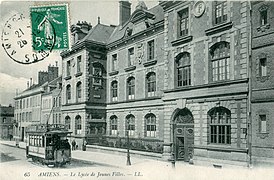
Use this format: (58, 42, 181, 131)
(247, 0, 252, 168)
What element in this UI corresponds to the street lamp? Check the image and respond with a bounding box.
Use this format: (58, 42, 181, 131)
(126, 119, 131, 166)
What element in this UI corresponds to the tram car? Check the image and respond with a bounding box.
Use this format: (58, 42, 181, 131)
(26, 124, 72, 166)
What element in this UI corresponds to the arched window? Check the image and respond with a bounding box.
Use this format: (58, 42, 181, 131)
(127, 77, 135, 100)
(125, 114, 135, 136)
(65, 116, 71, 130)
(111, 81, 118, 102)
(110, 115, 118, 135)
(147, 72, 156, 97)
(75, 115, 82, 135)
(145, 113, 156, 137)
(76, 82, 82, 100)
(66, 84, 71, 102)
(210, 42, 230, 81)
(176, 52, 191, 87)
(208, 106, 231, 144)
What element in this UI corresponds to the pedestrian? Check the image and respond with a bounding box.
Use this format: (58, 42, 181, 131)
(83, 139, 87, 151)
(72, 139, 76, 150)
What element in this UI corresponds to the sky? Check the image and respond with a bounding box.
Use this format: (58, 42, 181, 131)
(0, 0, 158, 106)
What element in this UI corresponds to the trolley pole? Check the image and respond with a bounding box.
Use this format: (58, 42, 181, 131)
(126, 119, 131, 166)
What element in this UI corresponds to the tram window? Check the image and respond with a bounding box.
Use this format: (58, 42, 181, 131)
(34, 136, 37, 146)
(39, 136, 41, 147)
(42, 136, 45, 147)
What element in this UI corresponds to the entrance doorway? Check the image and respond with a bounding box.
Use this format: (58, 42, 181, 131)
(173, 108, 194, 162)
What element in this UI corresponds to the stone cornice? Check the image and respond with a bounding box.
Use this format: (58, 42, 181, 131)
(107, 21, 164, 50)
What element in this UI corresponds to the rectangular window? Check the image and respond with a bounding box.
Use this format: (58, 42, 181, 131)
(177, 66, 191, 87)
(111, 82, 118, 102)
(147, 40, 155, 60)
(77, 55, 81, 73)
(260, 10, 267, 26)
(214, 1, 227, 25)
(259, 58, 267, 77)
(111, 124, 117, 135)
(178, 8, 189, 37)
(260, 115, 267, 133)
(67, 60, 71, 76)
(112, 54, 118, 71)
(127, 125, 135, 136)
(93, 67, 102, 85)
(128, 48, 135, 66)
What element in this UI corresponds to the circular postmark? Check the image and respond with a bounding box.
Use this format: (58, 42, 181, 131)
(1, 12, 55, 64)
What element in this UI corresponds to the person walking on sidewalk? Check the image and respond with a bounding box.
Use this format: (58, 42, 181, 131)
(72, 139, 76, 150)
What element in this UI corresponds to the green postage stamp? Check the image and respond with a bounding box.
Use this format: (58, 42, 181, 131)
(30, 4, 69, 51)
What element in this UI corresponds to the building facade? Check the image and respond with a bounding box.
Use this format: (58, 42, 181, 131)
(0, 105, 14, 139)
(250, 1, 274, 165)
(14, 85, 43, 141)
(105, 1, 165, 152)
(60, 21, 115, 147)
(14, 65, 59, 142)
(41, 77, 62, 125)
(157, 1, 251, 165)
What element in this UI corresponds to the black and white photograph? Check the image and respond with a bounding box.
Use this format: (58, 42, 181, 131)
(0, 0, 274, 179)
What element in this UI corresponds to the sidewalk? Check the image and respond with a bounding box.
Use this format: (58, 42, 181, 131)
(1, 140, 274, 180)
(0, 140, 168, 169)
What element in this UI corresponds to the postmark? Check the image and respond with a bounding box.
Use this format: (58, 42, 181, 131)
(1, 13, 54, 64)
(30, 4, 70, 51)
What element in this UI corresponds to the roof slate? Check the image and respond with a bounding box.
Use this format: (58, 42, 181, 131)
(80, 23, 116, 44)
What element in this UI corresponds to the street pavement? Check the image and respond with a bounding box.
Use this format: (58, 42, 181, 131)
(0, 140, 273, 180)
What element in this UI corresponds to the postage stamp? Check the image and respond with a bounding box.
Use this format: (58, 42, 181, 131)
(30, 4, 70, 51)
(1, 13, 53, 64)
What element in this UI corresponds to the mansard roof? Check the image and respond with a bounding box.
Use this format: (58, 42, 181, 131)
(80, 23, 116, 45)
(108, 4, 164, 45)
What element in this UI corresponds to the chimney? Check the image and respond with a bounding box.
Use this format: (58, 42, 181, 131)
(27, 81, 29, 88)
(30, 78, 32, 86)
(98, 16, 100, 24)
(119, 1, 131, 26)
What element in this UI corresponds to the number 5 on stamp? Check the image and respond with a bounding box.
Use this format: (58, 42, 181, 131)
(30, 4, 70, 51)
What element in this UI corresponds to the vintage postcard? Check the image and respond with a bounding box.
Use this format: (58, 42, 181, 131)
(0, 0, 274, 180)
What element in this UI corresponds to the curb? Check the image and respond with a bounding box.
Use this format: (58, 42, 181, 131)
(0, 142, 25, 150)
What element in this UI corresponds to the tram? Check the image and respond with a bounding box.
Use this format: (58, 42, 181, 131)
(26, 124, 72, 166)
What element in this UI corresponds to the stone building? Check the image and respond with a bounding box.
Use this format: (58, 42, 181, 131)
(60, 21, 115, 147)
(159, 1, 251, 166)
(250, 1, 274, 165)
(41, 76, 62, 125)
(14, 84, 43, 141)
(0, 105, 14, 139)
(14, 65, 59, 142)
(105, 1, 165, 152)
